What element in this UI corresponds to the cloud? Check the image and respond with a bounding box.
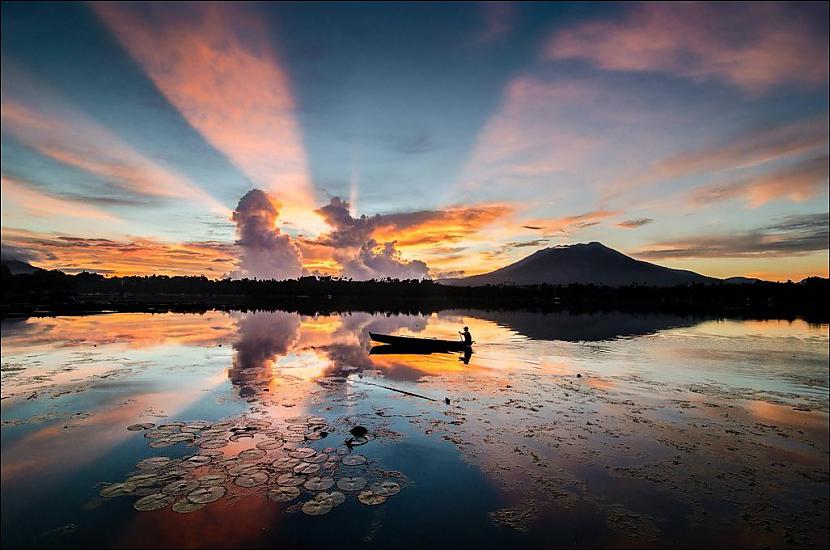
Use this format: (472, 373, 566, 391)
(635, 213, 829, 259)
(546, 2, 828, 94)
(523, 210, 617, 235)
(230, 311, 302, 396)
(1, 228, 237, 276)
(2, 175, 119, 222)
(603, 115, 829, 203)
(690, 155, 829, 208)
(617, 218, 653, 229)
(232, 190, 302, 280)
(94, 2, 319, 230)
(340, 240, 429, 281)
(1, 74, 226, 213)
(657, 117, 828, 180)
(475, 2, 517, 45)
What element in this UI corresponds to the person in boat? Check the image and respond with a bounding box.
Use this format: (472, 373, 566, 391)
(459, 326, 473, 346)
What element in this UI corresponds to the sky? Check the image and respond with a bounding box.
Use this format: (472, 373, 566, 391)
(1, 1, 828, 281)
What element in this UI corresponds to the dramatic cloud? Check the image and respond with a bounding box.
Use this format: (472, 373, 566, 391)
(94, 2, 319, 230)
(690, 155, 829, 208)
(636, 213, 829, 259)
(232, 190, 302, 280)
(617, 218, 653, 229)
(546, 2, 828, 94)
(231, 311, 302, 397)
(1, 228, 237, 276)
(340, 240, 429, 281)
(523, 210, 617, 235)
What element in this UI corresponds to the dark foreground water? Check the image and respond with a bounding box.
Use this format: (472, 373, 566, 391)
(1, 310, 828, 548)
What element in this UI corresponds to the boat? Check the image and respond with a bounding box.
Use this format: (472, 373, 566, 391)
(368, 332, 471, 351)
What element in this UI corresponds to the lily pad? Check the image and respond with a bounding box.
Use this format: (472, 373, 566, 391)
(336, 476, 367, 492)
(304, 453, 329, 464)
(134, 493, 174, 511)
(328, 491, 346, 506)
(357, 490, 386, 506)
(289, 447, 316, 459)
(187, 485, 226, 504)
(267, 485, 300, 502)
(197, 474, 227, 487)
(276, 473, 305, 487)
(136, 457, 171, 470)
(341, 454, 367, 466)
(302, 496, 333, 516)
(172, 499, 206, 513)
(199, 439, 228, 449)
(162, 479, 200, 496)
(227, 463, 260, 476)
(127, 423, 155, 431)
(256, 440, 283, 451)
(293, 462, 320, 475)
(304, 476, 335, 491)
(369, 481, 400, 497)
(272, 457, 301, 470)
(238, 448, 266, 461)
(100, 483, 131, 498)
(233, 470, 269, 487)
(181, 455, 212, 468)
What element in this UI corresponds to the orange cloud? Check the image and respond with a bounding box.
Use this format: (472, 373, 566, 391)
(2, 228, 238, 276)
(546, 2, 828, 94)
(94, 3, 318, 230)
(522, 210, 617, 235)
(690, 155, 829, 208)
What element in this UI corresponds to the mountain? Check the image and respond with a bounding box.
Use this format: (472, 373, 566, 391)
(442, 242, 719, 287)
(1, 259, 43, 275)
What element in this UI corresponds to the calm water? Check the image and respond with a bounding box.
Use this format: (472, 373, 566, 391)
(1, 310, 828, 548)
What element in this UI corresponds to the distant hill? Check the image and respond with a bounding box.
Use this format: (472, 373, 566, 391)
(442, 242, 720, 287)
(1, 259, 43, 275)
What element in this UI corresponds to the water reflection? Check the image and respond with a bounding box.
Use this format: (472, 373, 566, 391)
(2, 309, 828, 548)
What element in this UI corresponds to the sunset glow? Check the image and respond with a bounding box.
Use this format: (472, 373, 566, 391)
(2, 2, 827, 280)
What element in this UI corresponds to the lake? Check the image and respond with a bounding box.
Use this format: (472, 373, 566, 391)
(1, 310, 828, 548)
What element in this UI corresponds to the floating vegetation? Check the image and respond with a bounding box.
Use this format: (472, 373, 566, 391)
(238, 448, 266, 461)
(301, 491, 346, 516)
(268, 485, 301, 502)
(369, 481, 400, 497)
(341, 454, 367, 466)
(181, 455, 212, 468)
(172, 499, 205, 513)
(196, 474, 227, 487)
(133, 493, 174, 511)
(293, 462, 320, 475)
(357, 490, 386, 506)
(127, 423, 155, 431)
(289, 447, 316, 459)
(102, 413, 407, 518)
(276, 473, 306, 487)
(233, 471, 269, 487)
(273, 457, 301, 470)
(304, 476, 335, 491)
(187, 486, 226, 504)
(161, 479, 199, 496)
(336, 476, 367, 492)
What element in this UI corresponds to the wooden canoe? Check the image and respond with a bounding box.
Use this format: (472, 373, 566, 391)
(368, 332, 471, 351)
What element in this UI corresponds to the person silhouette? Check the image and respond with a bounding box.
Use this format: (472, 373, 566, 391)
(459, 326, 473, 346)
